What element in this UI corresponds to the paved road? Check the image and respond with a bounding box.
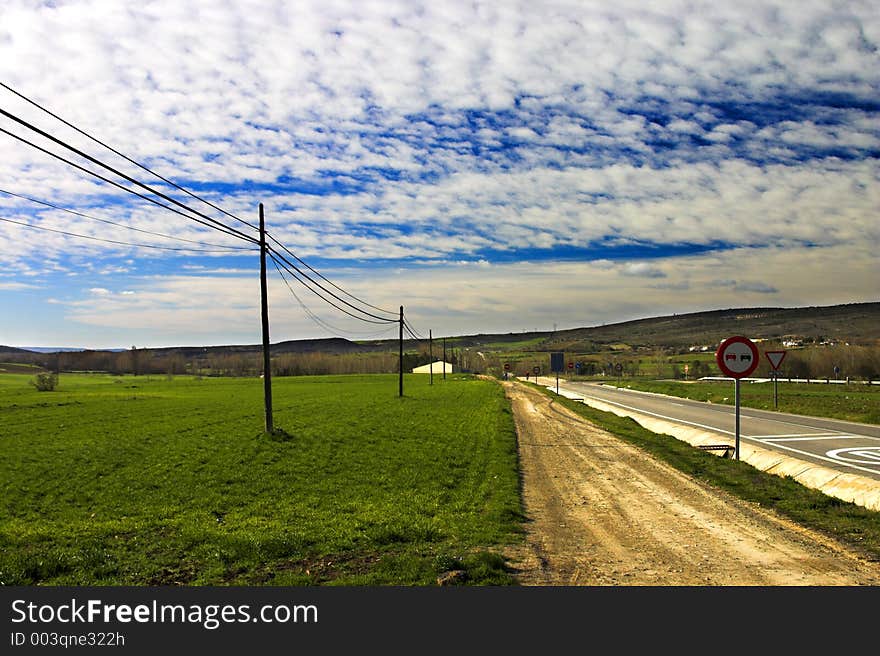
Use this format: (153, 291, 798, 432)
(536, 378, 880, 482)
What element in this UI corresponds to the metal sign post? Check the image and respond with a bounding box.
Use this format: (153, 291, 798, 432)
(765, 350, 786, 410)
(550, 352, 564, 394)
(716, 336, 759, 460)
(735, 377, 741, 457)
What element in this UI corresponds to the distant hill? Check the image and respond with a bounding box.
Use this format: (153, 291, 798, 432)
(5, 302, 877, 367)
(145, 337, 386, 359)
(429, 302, 880, 354)
(0, 345, 35, 354)
(475, 302, 880, 353)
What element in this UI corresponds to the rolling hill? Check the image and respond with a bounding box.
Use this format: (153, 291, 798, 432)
(3, 301, 877, 367)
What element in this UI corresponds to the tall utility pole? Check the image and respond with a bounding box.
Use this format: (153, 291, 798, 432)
(398, 305, 404, 397)
(442, 337, 447, 380)
(429, 329, 433, 385)
(259, 203, 274, 433)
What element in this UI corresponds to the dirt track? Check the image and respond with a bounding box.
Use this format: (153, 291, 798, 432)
(501, 381, 880, 586)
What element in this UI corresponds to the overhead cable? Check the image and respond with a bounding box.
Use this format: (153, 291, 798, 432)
(0, 188, 253, 251)
(403, 316, 425, 340)
(0, 126, 256, 244)
(0, 81, 259, 232)
(0, 107, 258, 244)
(267, 246, 397, 324)
(270, 254, 397, 338)
(266, 232, 397, 317)
(0, 216, 253, 253)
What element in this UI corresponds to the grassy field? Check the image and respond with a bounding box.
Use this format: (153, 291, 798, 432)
(611, 379, 880, 424)
(0, 372, 522, 586)
(527, 383, 880, 561)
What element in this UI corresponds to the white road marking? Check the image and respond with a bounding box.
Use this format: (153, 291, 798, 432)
(749, 433, 843, 439)
(826, 447, 880, 465)
(763, 435, 861, 442)
(554, 384, 880, 477)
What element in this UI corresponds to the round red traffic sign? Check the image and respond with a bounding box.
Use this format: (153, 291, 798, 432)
(716, 336, 759, 378)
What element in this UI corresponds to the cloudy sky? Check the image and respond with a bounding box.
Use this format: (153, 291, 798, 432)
(0, 0, 877, 349)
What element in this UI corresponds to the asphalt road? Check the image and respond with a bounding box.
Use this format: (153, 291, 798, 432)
(536, 377, 880, 482)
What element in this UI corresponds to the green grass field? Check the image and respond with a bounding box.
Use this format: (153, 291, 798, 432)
(612, 379, 880, 424)
(0, 372, 522, 586)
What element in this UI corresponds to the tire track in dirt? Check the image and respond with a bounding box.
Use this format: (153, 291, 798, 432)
(502, 381, 880, 586)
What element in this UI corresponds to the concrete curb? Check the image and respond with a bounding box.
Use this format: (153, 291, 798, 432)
(538, 380, 880, 513)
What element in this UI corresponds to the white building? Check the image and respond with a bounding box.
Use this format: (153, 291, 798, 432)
(411, 361, 454, 374)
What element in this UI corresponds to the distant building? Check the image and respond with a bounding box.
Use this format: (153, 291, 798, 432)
(412, 361, 454, 374)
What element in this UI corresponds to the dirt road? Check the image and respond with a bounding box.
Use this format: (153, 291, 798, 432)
(501, 381, 880, 586)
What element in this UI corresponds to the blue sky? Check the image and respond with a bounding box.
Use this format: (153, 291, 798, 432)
(0, 1, 878, 349)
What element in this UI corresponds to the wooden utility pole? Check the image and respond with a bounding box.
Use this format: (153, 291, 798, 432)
(259, 203, 274, 433)
(429, 329, 433, 385)
(398, 306, 404, 397)
(442, 337, 446, 380)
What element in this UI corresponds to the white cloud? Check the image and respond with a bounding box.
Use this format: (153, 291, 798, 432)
(0, 1, 877, 344)
(621, 263, 666, 278)
(0, 281, 39, 290)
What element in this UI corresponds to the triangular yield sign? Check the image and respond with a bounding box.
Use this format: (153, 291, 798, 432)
(765, 351, 786, 370)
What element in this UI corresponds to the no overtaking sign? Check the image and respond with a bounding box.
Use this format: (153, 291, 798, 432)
(714, 335, 759, 462)
(715, 336, 759, 379)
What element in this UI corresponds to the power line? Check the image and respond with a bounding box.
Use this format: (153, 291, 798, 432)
(1, 88, 405, 332)
(270, 254, 397, 338)
(403, 316, 425, 340)
(0, 188, 254, 251)
(267, 245, 397, 324)
(0, 216, 253, 253)
(265, 232, 397, 317)
(268, 252, 396, 325)
(0, 107, 258, 244)
(0, 126, 256, 245)
(0, 81, 259, 233)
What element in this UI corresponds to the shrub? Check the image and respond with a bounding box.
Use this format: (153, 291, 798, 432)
(30, 372, 58, 391)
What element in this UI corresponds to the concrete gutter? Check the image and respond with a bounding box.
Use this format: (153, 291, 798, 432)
(534, 377, 880, 513)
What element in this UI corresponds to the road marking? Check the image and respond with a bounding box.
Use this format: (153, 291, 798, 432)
(749, 433, 843, 439)
(553, 387, 736, 435)
(826, 447, 880, 466)
(553, 384, 880, 478)
(762, 435, 861, 442)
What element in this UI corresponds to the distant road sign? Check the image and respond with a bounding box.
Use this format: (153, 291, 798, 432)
(550, 352, 564, 373)
(504, 363, 510, 370)
(533, 366, 540, 375)
(765, 350, 786, 371)
(568, 362, 574, 369)
(614, 363, 623, 372)
(716, 336, 759, 378)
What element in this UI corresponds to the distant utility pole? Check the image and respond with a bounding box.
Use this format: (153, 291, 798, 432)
(259, 203, 274, 433)
(429, 329, 433, 386)
(398, 306, 404, 397)
(442, 337, 447, 380)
